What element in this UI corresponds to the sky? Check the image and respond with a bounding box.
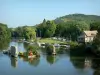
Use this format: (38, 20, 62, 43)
(0, 0, 100, 28)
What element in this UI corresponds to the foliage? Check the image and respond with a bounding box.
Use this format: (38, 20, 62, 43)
(55, 21, 89, 41)
(15, 27, 24, 38)
(0, 39, 10, 51)
(11, 26, 36, 40)
(44, 21, 56, 37)
(37, 19, 56, 38)
(68, 41, 79, 49)
(92, 32, 100, 53)
(37, 38, 66, 44)
(10, 14, 100, 42)
(90, 22, 100, 30)
(46, 55, 58, 64)
(26, 45, 39, 55)
(55, 14, 100, 24)
(27, 45, 38, 51)
(54, 14, 100, 40)
(23, 26, 36, 40)
(23, 42, 39, 56)
(37, 17, 90, 41)
(45, 44, 54, 55)
(0, 23, 11, 40)
(90, 22, 100, 55)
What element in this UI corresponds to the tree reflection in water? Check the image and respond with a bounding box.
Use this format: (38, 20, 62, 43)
(93, 70, 100, 75)
(28, 57, 40, 67)
(10, 57, 18, 68)
(46, 55, 58, 65)
(92, 58, 100, 75)
(19, 56, 40, 67)
(70, 56, 93, 69)
(23, 42, 29, 51)
(70, 49, 93, 69)
(70, 57, 85, 69)
(70, 49, 100, 75)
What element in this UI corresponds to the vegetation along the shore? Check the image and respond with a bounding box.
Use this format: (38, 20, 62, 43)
(1, 14, 100, 56)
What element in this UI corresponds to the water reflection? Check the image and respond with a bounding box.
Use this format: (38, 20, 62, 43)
(92, 58, 100, 75)
(23, 42, 29, 50)
(41, 45, 70, 55)
(70, 49, 93, 69)
(70, 57, 85, 69)
(29, 57, 40, 67)
(19, 56, 40, 67)
(84, 57, 92, 68)
(93, 70, 100, 75)
(2, 41, 100, 75)
(46, 55, 58, 65)
(69, 49, 100, 75)
(10, 57, 18, 68)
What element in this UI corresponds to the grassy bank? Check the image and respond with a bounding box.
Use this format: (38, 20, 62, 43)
(37, 38, 66, 44)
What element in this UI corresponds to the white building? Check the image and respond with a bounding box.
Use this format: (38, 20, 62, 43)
(78, 30, 97, 43)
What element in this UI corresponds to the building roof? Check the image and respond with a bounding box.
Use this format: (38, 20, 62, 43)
(84, 30, 97, 37)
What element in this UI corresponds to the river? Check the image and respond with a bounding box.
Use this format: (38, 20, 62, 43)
(0, 40, 99, 75)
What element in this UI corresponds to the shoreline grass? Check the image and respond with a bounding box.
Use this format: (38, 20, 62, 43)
(37, 38, 66, 44)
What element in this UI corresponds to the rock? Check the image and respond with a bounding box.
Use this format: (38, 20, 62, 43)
(10, 46, 18, 57)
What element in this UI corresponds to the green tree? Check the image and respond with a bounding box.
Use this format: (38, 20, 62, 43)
(15, 27, 24, 38)
(23, 26, 36, 40)
(90, 22, 100, 30)
(36, 19, 47, 37)
(0, 23, 11, 40)
(44, 21, 56, 37)
(55, 21, 89, 41)
(37, 20, 56, 38)
(92, 29, 100, 53)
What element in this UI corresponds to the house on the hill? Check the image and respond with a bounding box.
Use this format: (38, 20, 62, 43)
(77, 30, 97, 43)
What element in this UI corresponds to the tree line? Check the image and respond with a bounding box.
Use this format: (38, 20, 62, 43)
(0, 20, 100, 41)
(11, 26, 36, 40)
(0, 14, 100, 42)
(0, 23, 11, 40)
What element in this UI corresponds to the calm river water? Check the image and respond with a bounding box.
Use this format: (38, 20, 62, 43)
(0, 40, 99, 75)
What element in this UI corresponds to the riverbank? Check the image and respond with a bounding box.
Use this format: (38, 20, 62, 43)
(36, 38, 66, 44)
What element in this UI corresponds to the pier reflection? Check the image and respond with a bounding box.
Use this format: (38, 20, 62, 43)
(10, 57, 18, 68)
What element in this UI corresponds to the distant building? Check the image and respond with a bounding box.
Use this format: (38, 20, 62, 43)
(77, 30, 97, 43)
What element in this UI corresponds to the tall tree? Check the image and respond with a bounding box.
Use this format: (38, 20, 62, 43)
(23, 26, 36, 40)
(0, 23, 11, 40)
(44, 21, 56, 37)
(90, 22, 100, 30)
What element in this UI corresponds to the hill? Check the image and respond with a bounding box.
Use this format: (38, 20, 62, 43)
(54, 14, 100, 24)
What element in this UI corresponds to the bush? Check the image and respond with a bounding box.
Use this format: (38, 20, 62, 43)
(68, 41, 79, 49)
(27, 45, 39, 55)
(45, 44, 54, 55)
